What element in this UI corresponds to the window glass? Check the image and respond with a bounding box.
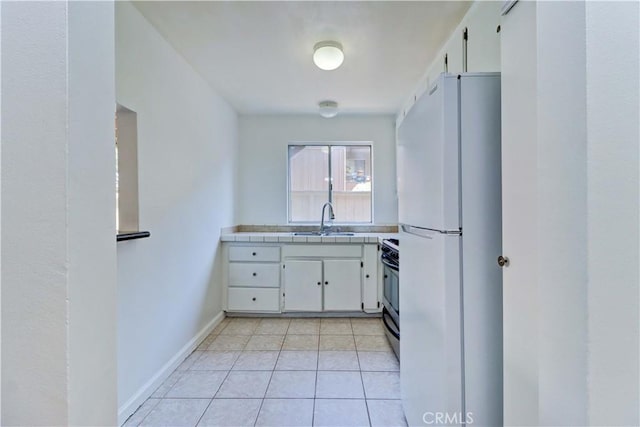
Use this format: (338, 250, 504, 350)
(289, 144, 372, 223)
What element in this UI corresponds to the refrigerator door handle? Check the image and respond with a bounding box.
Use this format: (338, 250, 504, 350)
(400, 224, 461, 237)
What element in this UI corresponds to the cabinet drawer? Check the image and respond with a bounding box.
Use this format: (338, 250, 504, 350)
(229, 263, 280, 287)
(229, 246, 280, 262)
(228, 287, 280, 312)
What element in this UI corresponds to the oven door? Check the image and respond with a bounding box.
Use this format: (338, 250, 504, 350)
(381, 255, 400, 326)
(381, 255, 400, 358)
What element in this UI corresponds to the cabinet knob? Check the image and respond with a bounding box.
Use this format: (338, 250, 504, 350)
(252, 252, 257, 256)
(252, 297, 257, 301)
(324, 281, 329, 285)
(252, 272, 257, 277)
(365, 274, 370, 278)
(317, 281, 322, 286)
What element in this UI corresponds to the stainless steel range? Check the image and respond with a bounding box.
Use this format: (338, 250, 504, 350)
(381, 238, 400, 358)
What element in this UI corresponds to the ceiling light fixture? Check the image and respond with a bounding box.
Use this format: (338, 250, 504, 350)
(313, 41, 344, 71)
(319, 101, 338, 118)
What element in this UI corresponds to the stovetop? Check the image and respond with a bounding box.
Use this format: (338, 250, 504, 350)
(381, 238, 399, 264)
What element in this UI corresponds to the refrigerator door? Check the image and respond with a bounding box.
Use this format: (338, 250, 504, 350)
(400, 226, 462, 426)
(397, 74, 460, 231)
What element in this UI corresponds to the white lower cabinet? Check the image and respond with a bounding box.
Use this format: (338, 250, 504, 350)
(225, 244, 281, 313)
(223, 241, 382, 314)
(228, 288, 280, 312)
(283, 258, 362, 312)
(282, 260, 323, 311)
(323, 259, 362, 311)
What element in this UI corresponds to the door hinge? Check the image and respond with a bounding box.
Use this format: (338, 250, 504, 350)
(283, 292, 285, 297)
(377, 301, 380, 308)
(361, 302, 364, 310)
(360, 261, 364, 268)
(377, 244, 380, 251)
(283, 264, 285, 269)
(463, 27, 468, 40)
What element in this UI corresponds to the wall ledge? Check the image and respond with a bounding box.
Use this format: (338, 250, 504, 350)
(117, 231, 150, 242)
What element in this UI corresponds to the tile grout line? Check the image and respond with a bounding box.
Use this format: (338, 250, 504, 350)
(133, 321, 227, 427)
(356, 345, 374, 427)
(253, 318, 287, 426)
(355, 316, 374, 427)
(127, 397, 162, 427)
(311, 327, 321, 427)
(194, 319, 249, 427)
(130, 317, 393, 427)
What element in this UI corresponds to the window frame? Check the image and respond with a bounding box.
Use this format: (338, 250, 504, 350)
(287, 142, 374, 224)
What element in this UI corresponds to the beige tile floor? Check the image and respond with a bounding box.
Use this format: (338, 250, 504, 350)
(123, 317, 407, 427)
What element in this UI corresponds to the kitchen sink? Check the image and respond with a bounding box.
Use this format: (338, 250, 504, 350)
(292, 231, 355, 236)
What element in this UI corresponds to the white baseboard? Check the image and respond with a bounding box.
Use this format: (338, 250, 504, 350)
(117, 311, 225, 426)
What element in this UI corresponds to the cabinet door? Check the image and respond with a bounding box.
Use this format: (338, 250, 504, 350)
(323, 259, 362, 311)
(283, 260, 322, 312)
(362, 244, 380, 311)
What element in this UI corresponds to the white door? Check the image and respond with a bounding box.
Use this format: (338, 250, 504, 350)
(400, 228, 462, 426)
(323, 259, 362, 311)
(283, 260, 322, 312)
(501, 2, 540, 425)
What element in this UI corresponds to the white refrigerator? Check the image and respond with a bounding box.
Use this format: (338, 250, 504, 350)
(397, 73, 503, 427)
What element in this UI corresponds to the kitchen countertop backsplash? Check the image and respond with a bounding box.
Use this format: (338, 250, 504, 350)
(220, 224, 398, 243)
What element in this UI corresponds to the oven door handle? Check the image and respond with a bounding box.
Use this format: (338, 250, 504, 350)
(382, 306, 400, 340)
(381, 254, 399, 271)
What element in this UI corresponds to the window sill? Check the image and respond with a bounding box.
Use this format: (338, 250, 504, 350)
(117, 231, 150, 242)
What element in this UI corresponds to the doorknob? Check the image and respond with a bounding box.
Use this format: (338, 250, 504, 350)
(497, 255, 510, 267)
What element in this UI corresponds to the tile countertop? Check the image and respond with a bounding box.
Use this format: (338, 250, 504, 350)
(220, 232, 398, 244)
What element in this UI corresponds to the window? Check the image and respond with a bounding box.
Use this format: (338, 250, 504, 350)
(288, 144, 372, 223)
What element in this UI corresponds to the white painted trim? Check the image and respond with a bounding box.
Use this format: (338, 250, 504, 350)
(117, 311, 226, 426)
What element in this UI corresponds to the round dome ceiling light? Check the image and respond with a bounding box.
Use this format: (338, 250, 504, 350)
(313, 41, 344, 71)
(319, 101, 338, 118)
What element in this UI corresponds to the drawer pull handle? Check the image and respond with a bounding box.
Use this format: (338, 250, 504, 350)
(252, 272, 257, 277)
(252, 252, 257, 256)
(252, 297, 257, 301)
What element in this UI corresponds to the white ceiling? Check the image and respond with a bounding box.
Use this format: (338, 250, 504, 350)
(133, 1, 472, 115)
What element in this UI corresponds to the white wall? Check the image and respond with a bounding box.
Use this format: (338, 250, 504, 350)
(1, 1, 117, 425)
(500, 2, 539, 423)
(501, 1, 640, 425)
(115, 2, 238, 422)
(536, 2, 588, 424)
(67, 2, 118, 424)
(585, 2, 639, 423)
(237, 115, 396, 225)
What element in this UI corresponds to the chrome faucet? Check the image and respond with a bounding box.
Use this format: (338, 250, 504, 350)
(320, 202, 335, 234)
